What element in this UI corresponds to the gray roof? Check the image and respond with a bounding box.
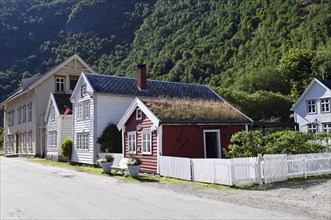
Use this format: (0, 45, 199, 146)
(318, 78, 331, 90)
(53, 94, 72, 115)
(85, 73, 221, 101)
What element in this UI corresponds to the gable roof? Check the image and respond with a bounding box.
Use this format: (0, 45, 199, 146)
(1, 54, 93, 107)
(118, 98, 252, 130)
(84, 73, 222, 101)
(291, 78, 331, 111)
(53, 94, 72, 115)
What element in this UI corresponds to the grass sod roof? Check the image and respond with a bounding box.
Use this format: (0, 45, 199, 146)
(143, 99, 251, 124)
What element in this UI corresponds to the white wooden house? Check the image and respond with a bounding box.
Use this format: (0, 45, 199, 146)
(45, 93, 72, 161)
(70, 64, 227, 164)
(291, 78, 331, 133)
(1, 54, 93, 157)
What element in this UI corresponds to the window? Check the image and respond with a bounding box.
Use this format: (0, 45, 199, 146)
(308, 123, 318, 134)
(322, 123, 331, 133)
(28, 103, 32, 121)
(84, 101, 90, 119)
(128, 132, 136, 153)
(136, 109, 142, 120)
(22, 132, 26, 150)
(320, 98, 330, 113)
(55, 77, 65, 92)
(48, 131, 57, 149)
(141, 131, 152, 154)
(22, 105, 26, 123)
(80, 83, 87, 97)
(18, 107, 21, 124)
(27, 131, 32, 150)
(77, 101, 90, 120)
(77, 132, 89, 150)
(49, 105, 55, 121)
(7, 135, 15, 152)
(7, 111, 14, 126)
(307, 100, 316, 114)
(70, 78, 78, 91)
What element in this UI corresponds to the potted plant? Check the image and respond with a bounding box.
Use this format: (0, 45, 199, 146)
(126, 153, 141, 177)
(97, 154, 114, 174)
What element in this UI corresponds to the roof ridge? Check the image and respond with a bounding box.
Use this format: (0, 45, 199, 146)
(85, 72, 207, 87)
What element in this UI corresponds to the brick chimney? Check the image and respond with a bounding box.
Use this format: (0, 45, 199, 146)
(137, 64, 147, 90)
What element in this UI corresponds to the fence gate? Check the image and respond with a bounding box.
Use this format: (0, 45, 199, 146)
(263, 154, 288, 184)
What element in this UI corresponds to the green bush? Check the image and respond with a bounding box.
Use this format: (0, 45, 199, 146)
(225, 130, 330, 158)
(61, 137, 73, 160)
(97, 123, 122, 153)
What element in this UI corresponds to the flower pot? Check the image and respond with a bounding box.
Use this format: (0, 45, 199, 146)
(100, 162, 113, 174)
(127, 165, 140, 177)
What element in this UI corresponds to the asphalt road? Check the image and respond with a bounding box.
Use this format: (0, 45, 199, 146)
(0, 157, 307, 219)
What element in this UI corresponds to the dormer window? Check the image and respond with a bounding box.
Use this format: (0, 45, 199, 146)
(55, 77, 65, 92)
(81, 83, 87, 97)
(306, 99, 316, 114)
(136, 109, 142, 120)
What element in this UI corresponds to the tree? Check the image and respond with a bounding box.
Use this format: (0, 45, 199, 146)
(97, 123, 122, 153)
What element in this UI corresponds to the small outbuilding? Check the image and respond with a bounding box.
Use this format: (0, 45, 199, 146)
(45, 93, 72, 161)
(117, 98, 253, 173)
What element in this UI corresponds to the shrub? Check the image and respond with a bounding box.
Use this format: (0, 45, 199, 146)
(97, 123, 122, 153)
(225, 131, 265, 158)
(225, 130, 329, 158)
(61, 137, 73, 160)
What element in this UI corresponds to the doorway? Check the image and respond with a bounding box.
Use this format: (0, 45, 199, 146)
(204, 130, 221, 158)
(15, 132, 19, 154)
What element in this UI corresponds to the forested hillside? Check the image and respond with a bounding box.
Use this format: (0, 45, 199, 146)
(1, 0, 330, 124)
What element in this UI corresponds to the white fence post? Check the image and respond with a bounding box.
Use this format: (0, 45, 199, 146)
(303, 156, 307, 179)
(257, 154, 263, 185)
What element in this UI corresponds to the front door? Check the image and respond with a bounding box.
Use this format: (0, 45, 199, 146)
(204, 130, 220, 158)
(15, 133, 19, 154)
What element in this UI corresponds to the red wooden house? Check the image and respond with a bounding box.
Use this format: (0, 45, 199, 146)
(117, 98, 253, 174)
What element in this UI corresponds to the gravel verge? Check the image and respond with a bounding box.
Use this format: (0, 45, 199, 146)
(140, 175, 331, 220)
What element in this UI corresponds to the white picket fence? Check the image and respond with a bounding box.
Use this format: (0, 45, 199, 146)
(159, 152, 331, 185)
(287, 153, 331, 178)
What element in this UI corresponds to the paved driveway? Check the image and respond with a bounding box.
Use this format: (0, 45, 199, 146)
(0, 157, 307, 219)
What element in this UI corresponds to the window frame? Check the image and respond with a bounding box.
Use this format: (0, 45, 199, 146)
(28, 103, 32, 121)
(76, 132, 89, 150)
(322, 123, 331, 133)
(141, 131, 152, 155)
(320, 98, 330, 113)
(80, 83, 87, 98)
(7, 110, 14, 126)
(127, 131, 137, 154)
(49, 105, 55, 121)
(48, 131, 57, 149)
(136, 109, 142, 120)
(18, 107, 22, 124)
(77, 100, 90, 121)
(22, 105, 26, 123)
(306, 99, 317, 114)
(307, 123, 318, 134)
(55, 76, 65, 92)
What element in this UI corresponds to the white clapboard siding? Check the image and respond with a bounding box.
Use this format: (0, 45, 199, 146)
(46, 113, 59, 154)
(72, 86, 94, 164)
(159, 156, 191, 180)
(287, 153, 331, 178)
(95, 95, 134, 138)
(263, 154, 288, 184)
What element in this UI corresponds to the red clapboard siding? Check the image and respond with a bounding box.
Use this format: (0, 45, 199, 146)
(162, 125, 205, 158)
(124, 108, 158, 173)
